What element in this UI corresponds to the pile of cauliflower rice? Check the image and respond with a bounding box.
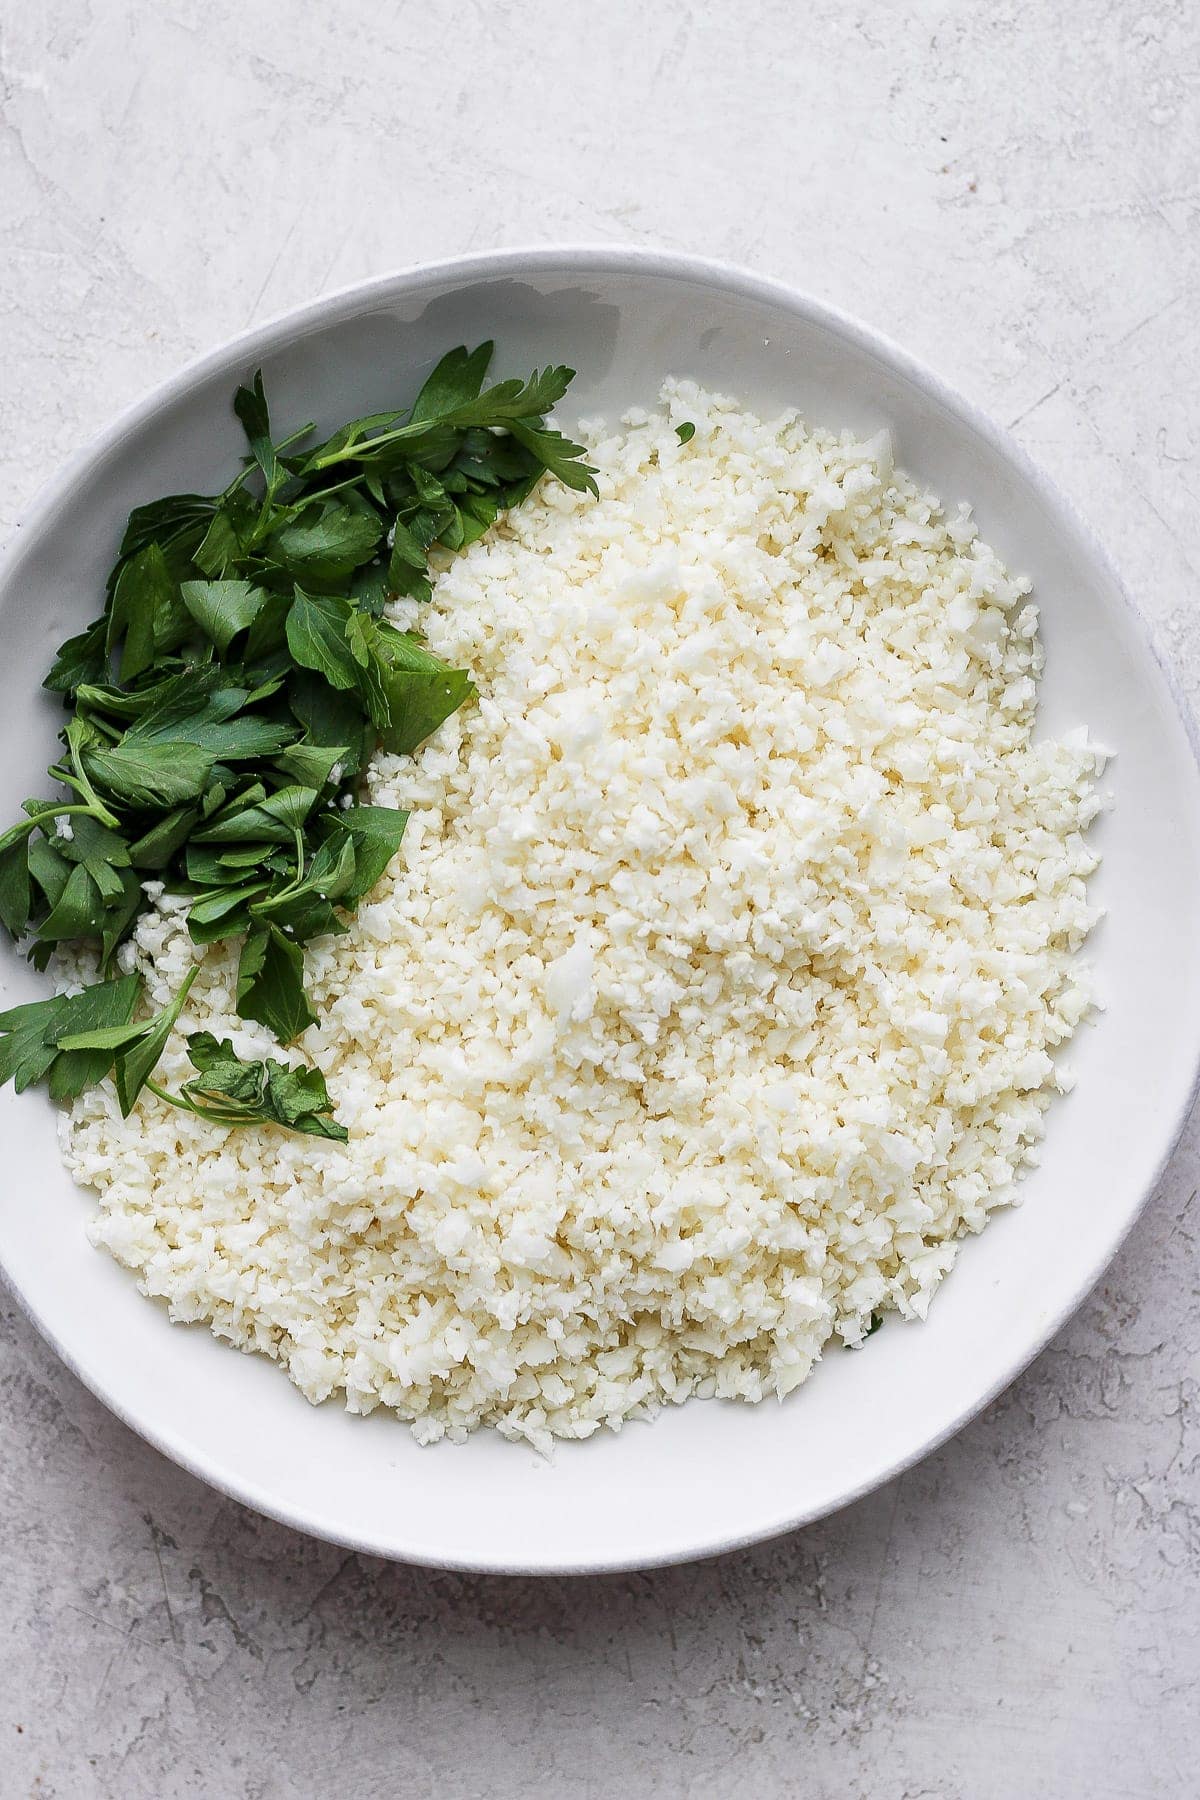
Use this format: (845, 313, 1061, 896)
(62, 380, 1104, 1450)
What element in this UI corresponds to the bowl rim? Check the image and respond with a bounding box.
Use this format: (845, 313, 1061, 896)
(3, 242, 1199, 1575)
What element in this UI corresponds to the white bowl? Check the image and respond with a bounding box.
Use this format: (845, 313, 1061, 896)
(2, 248, 1198, 1574)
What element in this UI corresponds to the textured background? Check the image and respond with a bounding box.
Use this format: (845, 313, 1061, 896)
(2, 3, 1199, 1796)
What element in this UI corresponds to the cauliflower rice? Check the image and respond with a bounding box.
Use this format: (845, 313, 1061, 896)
(61, 381, 1104, 1450)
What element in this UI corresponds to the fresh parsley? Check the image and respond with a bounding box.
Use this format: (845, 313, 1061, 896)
(0, 344, 594, 1132)
(169, 1032, 347, 1141)
(0, 974, 142, 1102)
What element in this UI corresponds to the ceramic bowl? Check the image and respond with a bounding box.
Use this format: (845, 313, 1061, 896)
(3, 248, 1198, 1572)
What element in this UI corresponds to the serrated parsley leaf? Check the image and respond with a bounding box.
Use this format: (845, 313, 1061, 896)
(285, 589, 360, 691)
(236, 924, 316, 1043)
(0, 974, 141, 1097)
(44, 617, 109, 696)
(233, 369, 285, 498)
(106, 542, 185, 683)
(180, 579, 267, 654)
(376, 667, 476, 756)
(60, 966, 198, 1116)
(84, 740, 216, 810)
(193, 486, 258, 577)
(271, 742, 349, 789)
(179, 1032, 347, 1140)
(194, 784, 319, 844)
(409, 342, 495, 423)
(116, 494, 216, 565)
(186, 878, 273, 943)
(445, 363, 577, 428)
(268, 501, 383, 586)
(333, 805, 409, 901)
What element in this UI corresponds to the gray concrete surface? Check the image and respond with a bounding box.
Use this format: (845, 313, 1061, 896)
(2, 2, 1199, 1795)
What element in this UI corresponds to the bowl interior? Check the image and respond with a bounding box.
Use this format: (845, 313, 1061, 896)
(2, 251, 1198, 1573)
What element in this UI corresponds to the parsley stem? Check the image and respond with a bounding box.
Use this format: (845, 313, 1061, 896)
(0, 802, 110, 852)
(63, 727, 121, 828)
(145, 1078, 191, 1112)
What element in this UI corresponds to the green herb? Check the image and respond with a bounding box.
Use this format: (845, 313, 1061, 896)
(59, 966, 198, 1115)
(0, 974, 141, 1102)
(0, 343, 594, 1124)
(236, 925, 317, 1044)
(675, 421, 696, 444)
(162, 1032, 346, 1140)
(180, 579, 269, 654)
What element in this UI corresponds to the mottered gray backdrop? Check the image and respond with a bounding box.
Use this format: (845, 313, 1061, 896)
(1, 3, 1198, 1796)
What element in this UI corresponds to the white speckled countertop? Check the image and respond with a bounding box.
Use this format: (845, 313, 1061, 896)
(2, 3, 1199, 1795)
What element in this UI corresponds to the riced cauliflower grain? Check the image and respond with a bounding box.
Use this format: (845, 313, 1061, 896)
(60, 381, 1103, 1451)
